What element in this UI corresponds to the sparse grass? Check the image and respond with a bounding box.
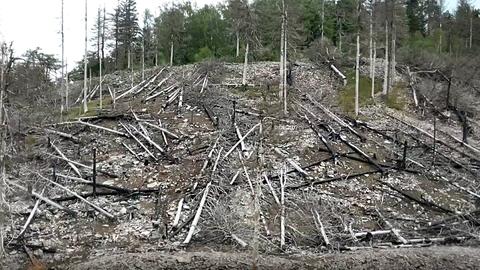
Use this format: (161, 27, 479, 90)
(338, 70, 381, 115)
(386, 82, 407, 110)
(65, 97, 113, 120)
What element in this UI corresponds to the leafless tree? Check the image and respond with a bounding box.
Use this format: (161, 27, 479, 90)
(83, 0, 88, 113)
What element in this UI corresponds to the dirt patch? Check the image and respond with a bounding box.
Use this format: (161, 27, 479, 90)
(52, 247, 480, 270)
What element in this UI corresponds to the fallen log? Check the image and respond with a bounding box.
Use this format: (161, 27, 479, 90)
(313, 209, 330, 246)
(274, 148, 309, 177)
(16, 189, 44, 239)
(120, 122, 157, 161)
(224, 122, 261, 158)
(142, 121, 180, 139)
(7, 180, 76, 216)
(263, 173, 280, 206)
(45, 153, 119, 178)
(49, 140, 82, 178)
(44, 128, 80, 143)
(122, 142, 142, 161)
(56, 173, 131, 194)
(377, 179, 455, 214)
(306, 95, 365, 141)
(39, 174, 115, 219)
(183, 182, 212, 245)
(74, 120, 128, 137)
(288, 169, 381, 190)
(386, 112, 480, 162)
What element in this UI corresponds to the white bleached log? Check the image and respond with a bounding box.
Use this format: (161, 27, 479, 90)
(49, 141, 82, 177)
(120, 122, 157, 161)
(172, 198, 184, 228)
(183, 182, 212, 244)
(274, 148, 308, 177)
(230, 170, 241, 185)
(313, 209, 330, 246)
(224, 122, 261, 158)
(142, 121, 179, 139)
(16, 189, 44, 239)
(76, 120, 128, 137)
(39, 174, 114, 219)
(263, 173, 280, 206)
(231, 233, 248, 248)
(8, 180, 74, 215)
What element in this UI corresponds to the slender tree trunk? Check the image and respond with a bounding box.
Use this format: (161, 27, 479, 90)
(338, 17, 342, 52)
(371, 41, 376, 98)
(390, 27, 396, 88)
(242, 42, 249, 86)
(0, 43, 6, 257)
(389, 0, 396, 89)
(321, 0, 325, 42)
(83, 0, 88, 113)
(438, 22, 443, 53)
(355, 34, 360, 117)
(100, 7, 105, 109)
(129, 49, 133, 87)
(89, 68, 92, 91)
(66, 61, 69, 110)
(369, 0, 374, 81)
(236, 31, 240, 57)
(97, 8, 102, 109)
(170, 38, 174, 66)
(279, 1, 285, 99)
(114, 2, 119, 70)
(142, 36, 145, 81)
(280, 167, 286, 248)
(61, 0, 65, 112)
(470, 16, 473, 49)
(127, 49, 131, 69)
(383, 21, 389, 96)
(355, 0, 361, 117)
(283, 10, 288, 114)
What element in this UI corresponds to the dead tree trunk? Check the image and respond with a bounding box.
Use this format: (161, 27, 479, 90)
(369, 0, 374, 83)
(320, 0, 325, 42)
(61, 0, 65, 112)
(283, 10, 288, 114)
(382, 20, 389, 96)
(66, 61, 69, 110)
(280, 166, 286, 248)
(142, 35, 145, 81)
(170, 38, 174, 66)
(390, 12, 396, 89)
(242, 42, 249, 86)
(236, 31, 240, 57)
(469, 16, 473, 49)
(0, 43, 6, 257)
(354, 0, 361, 116)
(371, 41, 376, 98)
(83, 0, 88, 113)
(279, 1, 285, 99)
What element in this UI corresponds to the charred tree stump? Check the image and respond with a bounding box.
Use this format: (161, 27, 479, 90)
(92, 148, 97, 197)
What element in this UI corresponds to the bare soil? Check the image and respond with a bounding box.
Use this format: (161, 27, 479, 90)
(62, 247, 480, 270)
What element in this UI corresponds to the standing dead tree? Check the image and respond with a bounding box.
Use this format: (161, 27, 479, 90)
(83, 0, 89, 113)
(61, 0, 66, 111)
(0, 42, 14, 257)
(354, 0, 362, 116)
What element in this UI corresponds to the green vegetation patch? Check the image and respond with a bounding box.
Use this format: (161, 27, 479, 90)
(386, 82, 407, 110)
(65, 97, 113, 120)
(338, 70, 381, 115)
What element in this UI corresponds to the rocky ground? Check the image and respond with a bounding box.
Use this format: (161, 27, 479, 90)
(2, 61, 480, 269)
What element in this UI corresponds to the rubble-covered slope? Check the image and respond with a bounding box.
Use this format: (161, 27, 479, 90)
(3, 61, 480, 269)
